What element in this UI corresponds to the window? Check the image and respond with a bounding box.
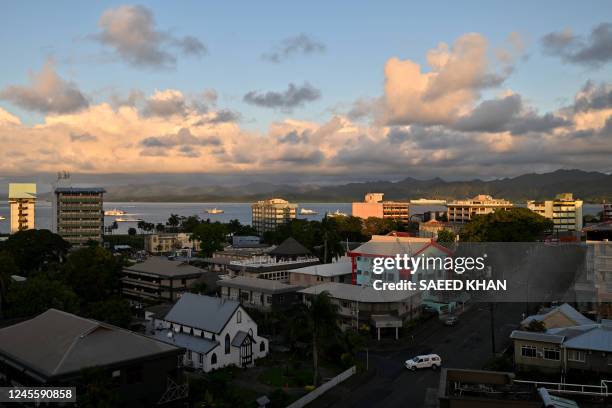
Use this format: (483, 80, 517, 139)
(543, 348, 560, 361)
(187, 350, 192, 360)
(568, 350, 586, 362)
(225, 333, 231, 354)
(521, 345, 537, 358)
(237, 311, 242, 324)
(199, 353, 204, 365)
(211, 353, 217, 365)
(260, 342, 266, 352)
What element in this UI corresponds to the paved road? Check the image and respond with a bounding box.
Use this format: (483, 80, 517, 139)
(309, 303, 524, 408)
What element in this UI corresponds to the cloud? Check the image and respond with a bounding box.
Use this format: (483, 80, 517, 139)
(140, 127, 221, 148)
(0, 61, 88, 114)
(243, 82, 321, 110)
(382, 33, 517, 126)
(572, 81, 612, 112)
(262, 33, 325, 63)
(143, 89, 187, 117)
(70, 132, 98, 142)
(542, 23, 612, 67)
(95, 5, 206, 69)
(453, 94, 522, 132)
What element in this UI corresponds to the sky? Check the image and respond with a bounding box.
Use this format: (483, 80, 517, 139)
(0, 1, 611, 186)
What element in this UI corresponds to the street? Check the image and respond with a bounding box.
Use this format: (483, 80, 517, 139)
(309, 302, 524, 408)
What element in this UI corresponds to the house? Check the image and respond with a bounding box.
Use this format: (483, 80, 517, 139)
(299, 282, 421, 338)
(0, 309, 185, 407)
(150, 293, 268, 372)
(288, 260, 352, 287)
(121, 257, 205, 307)
(217, 276, 302, 310)
(145, 233, 201, 255)
(511, 319, 612, 375)
(520, 303, 594, 330)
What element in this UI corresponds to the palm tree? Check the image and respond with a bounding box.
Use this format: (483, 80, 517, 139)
(301, 291, 339, 386)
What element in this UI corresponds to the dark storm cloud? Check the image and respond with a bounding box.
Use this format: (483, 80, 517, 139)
(140, 128, 221, 148)
(243, 82, 321, 110)
(542, 23, 612, 67)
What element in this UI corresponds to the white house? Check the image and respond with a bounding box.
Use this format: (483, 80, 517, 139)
(149, 293, 268, 372)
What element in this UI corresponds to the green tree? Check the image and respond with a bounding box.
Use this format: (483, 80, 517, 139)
(87, 297, 132, 328)
(227, 219, 258, 236)
(0, 251, 18, 315)
(459, 208, 553, 242)
(0, 229, 70, 274)
(61, 246, 122, 304)
(191, 222, 228, 257)
(127, 227, 137, 236)
(525, 319, 546, 332)
(436, 229, 456, 244)
(6, 275, 78, 317)
(167, 213, 180, 228)
(296, 292, 339, 386)
(362, 217, 404, 237)
(155, 222, 165, 232)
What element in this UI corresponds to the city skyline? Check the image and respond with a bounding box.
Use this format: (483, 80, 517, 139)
(1, 2, 612, 181)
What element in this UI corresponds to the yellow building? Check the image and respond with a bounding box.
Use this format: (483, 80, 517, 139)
(352, 193, 410, 224)
(8, 183, 36, 234)
(527, 193, 583, 232)
(251, 198, 297, 235)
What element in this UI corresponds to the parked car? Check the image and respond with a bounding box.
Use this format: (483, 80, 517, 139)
(444, 315, 459, 326)
(405, 354, 442, 371)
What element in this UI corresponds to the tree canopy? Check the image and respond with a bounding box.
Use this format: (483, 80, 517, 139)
(459, 208, 553, 242)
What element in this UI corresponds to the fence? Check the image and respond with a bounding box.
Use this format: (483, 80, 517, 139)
(285, 366, 357, 408)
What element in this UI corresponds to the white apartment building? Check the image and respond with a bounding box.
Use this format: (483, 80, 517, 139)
(251, 198, 297, 235)
(447, 194, 513, 224)
(527, 193, 583, 233)
(144, 233, 201, 254)
(8, 183, 36, 234)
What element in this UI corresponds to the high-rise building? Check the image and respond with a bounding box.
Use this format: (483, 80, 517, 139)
(352, 193, 410, 224)
(527, 193, 583, 233)
(251, 198, 297, 235)
(447, 194, 513, 224)
(53, 187, 106, 246)
(8, 183, 36, 234)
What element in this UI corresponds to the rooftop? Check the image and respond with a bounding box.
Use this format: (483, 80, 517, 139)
(8, 183, 36, 199)
(521, 303, 595, 327)
(0, 309, 181, 380)
(509, 330, 565, 344)
(150, 329, 218, 355)
(349, 235, 447, 257)
(163, 293, 240, 334)
(288, 261, 352, 277)
(124, 257, 205, 278)
(299, 282, 418, 303)
(217, 276, 301, 294)
(54, 187, 106, 194)
(269, 237, 311, 257)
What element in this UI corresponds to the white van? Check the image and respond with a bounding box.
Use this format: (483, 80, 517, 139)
(405, 354, 442, 371)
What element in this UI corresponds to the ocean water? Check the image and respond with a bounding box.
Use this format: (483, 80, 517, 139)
(0, 201, 605, 235)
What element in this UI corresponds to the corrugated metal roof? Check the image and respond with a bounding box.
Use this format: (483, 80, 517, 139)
(151, 329, 218, 355)
(231, 330, 250, 347)
(509, 330, 565, 344)
(563, 326, 612, 353)
(299, 282, 418, 303)
(124, 257, 204, 277)
(288, 261, 352, 277)
(54, 187, 106, 193)
(521, 303, 594, 327)
(0, 309, 181, 378)
(164, 293, 239, 334)
(217, 276, 301, 294)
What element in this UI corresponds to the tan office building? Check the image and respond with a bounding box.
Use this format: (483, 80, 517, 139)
(8, 183, 36, 234)
(352, 193, 410, 224)
(251, 198, 297, 235)
(53, 187, 105, 246)
(527, 193, 583, 232)
(447, 194, 513, 224)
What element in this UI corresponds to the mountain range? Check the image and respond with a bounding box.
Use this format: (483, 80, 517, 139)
(96, 169, 612, 203)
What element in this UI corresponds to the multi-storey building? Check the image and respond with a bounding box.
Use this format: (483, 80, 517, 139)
(251, 198, 297, 235)
(53, 187, 105, 246)
(8, 183, 36, 234)
(527, 193, 583, 233)
(603, 203, 612, 221)
(446, 194, 513, 224)
(352, 193, 410, 224)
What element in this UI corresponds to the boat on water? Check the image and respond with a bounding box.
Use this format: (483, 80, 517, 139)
(104, 208, 127, 216)
(0, 216, 5, 221)
(300, 208, 318, 215)
(204, 208, 224, 214)
(328, 210, 348, 217)
(115, 217, 143, 222)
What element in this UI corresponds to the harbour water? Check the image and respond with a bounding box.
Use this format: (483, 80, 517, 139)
(0, 201, 605, 235)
